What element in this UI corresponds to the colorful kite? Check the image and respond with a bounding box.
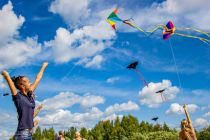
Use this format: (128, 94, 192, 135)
(107, 8, 147, 35)
(147, 21, 210, 45)
(156, 89, 167, 102)
(127, 61, 148, 87)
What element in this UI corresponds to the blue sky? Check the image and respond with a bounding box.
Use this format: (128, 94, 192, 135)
(0, 0, 210, 139)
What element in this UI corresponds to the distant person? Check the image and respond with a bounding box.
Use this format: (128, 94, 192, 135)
(2, 62, 48, 140)
(57, 131, 65, 140)
(74, 132, 86, 140)
(179, 104, 197, 140)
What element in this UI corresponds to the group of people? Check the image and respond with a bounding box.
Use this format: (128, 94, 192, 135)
(1, 62, 197, 140)
(57, 131, 86, 140)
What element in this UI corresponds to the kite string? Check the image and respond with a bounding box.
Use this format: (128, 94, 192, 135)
(134, 69, 148, 87)
(62, 64, 77, 80)
(168, 39, 184, 102)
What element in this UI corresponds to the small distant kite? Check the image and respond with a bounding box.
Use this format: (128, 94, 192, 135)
(3, 93, 9, 96)
(107, 8, 147, 35)
(127, 61, 148, 87)
(156, 89, 167, 102)
(151, 117, 159, 122)
(1, 93, 9, 96)
(147, 21, 210, 45)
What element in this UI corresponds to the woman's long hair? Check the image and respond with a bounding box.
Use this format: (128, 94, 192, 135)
(11, 76, 24, 90)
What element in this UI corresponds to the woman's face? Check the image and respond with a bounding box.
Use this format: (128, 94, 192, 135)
(20, 77, 31, 91)
(181, 120, 188, 128)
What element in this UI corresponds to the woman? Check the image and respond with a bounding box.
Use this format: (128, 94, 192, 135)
(179, 104, 197, 140)
(1, 62, 48, 140)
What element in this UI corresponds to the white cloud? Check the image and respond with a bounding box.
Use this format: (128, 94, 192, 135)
(37, 91, 139, 129)
(166, 103, 199, 115)
(85, 55, 104, 69)
(38, 107, 103, 128)
(121, 0, 210, 31)
(0, 76, 6, 89)
(0, 113, 13, 123)
(77, 55, 104, 69)
(0, 130, 14, 140)
(106, 77, 120, 84)
(80, 94, 105, 108)
(194, 118, 209, 129)
(0, 38, 41, 69)
(44, 20, 115, 64)
(49, 0, 90, 25)
(139, 80, 180, 108)
(0, 2, 41, 70)
(0, 1, 24, 44)
(103, 113, 123, 121)
(203, 112, 210, 118)
(105, 101, 139, 115)
(41, 92, 105, 110)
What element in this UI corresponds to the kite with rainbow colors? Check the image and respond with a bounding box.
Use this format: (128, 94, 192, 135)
(107, 8, 147, 35)
(147, 21, 210, 45)
(107, 8, 210, 46)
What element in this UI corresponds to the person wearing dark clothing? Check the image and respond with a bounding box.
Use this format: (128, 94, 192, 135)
(2, 62, 48, 140)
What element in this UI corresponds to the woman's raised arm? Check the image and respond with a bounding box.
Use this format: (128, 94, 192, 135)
(30, 62, 48, 92)
(1, 70, 17, 96)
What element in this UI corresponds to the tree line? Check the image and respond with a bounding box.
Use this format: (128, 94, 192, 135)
(10, 115, 210, 140)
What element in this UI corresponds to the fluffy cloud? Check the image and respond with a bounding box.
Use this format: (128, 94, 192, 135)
(84, 55, 104, 69)
(139, 80, 180, 108)
(118, 0, 210, 31)
(0, 38, 41, 69)
(0, 2, 41, 70)
(106, 77, 120, 84)
(103, 113, 123, 121)
(38, 107, 103, 128)
(44, 20, 115, 64)
(0, 76, 6, 89)
(166, 103, 199, 115)
(38, 100, 138, 129)
(49, 0, 90, 26)
(77, 55, 104, 69)
(37, 92, 139, 129)
(105, 101, 139, 115)
(203, 112, 210, 118)
(0, 130, 14, 140)
(194, 118, 209, 129)
(0, 1, 24, 44)
(0, 113, 13, 124)
(41, 92, 105, 110)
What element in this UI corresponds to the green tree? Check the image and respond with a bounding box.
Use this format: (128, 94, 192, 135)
(163, 122, 170, 132)
(33, 126, 42, 140)
(80, 127, 88, 139)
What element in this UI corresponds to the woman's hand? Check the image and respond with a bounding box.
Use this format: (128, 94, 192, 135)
(1, 70, 9, 77)
(42, 62, 48, 68)
(183, 104, 187, 109)
(37, 104, 43, 110)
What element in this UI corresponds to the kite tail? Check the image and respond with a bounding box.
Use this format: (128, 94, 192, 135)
(160, 93, 165, 102)
(146, 24, 165, 36)
(134, 69, 148, 87)
(176, 28, 210, 38)
(123, 20, 147, 36)
(175, 33, 210, 46)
